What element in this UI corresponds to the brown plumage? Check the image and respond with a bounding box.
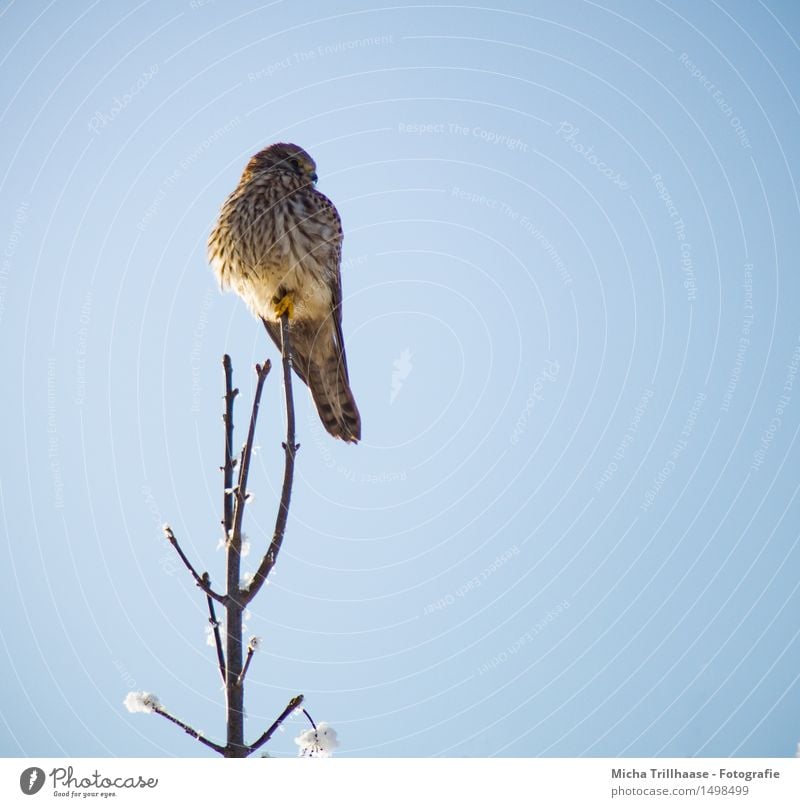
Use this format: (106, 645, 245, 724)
(208, 143, 361, 442)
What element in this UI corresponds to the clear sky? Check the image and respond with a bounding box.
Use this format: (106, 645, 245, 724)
(1, 0, 799, 758)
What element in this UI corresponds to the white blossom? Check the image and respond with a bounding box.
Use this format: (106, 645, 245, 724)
(295, 722, 339, 757)
(124, 691, 161, 714)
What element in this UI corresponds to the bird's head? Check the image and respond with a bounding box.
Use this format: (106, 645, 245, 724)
(244, 142, 318, 184)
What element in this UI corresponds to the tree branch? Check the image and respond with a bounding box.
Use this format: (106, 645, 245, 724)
(204, 577, 226, 685)
(239, 636, 261, 686)
(136, 346, 308, 757)
(230, 360, 271, 550)
(222, 354, 238, 545)
(152, 704, 225, 755)
(301, 707, 317, 730)
(244, 313, 298, 605)
(247, 694, 304, 754)
(224, 358, 270, 758)
(163, 525, 225, 604)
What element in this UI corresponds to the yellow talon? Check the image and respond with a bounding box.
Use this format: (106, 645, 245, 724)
(274, 292, 295, 319)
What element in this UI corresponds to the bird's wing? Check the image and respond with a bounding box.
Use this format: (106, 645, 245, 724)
(311, 188, 351, 382)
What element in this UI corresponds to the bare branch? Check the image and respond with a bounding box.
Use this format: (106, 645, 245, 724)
(302, 707, 317, 730)
(224, 359, 270, 758)
(244, 313, 298, 604)
(204, 576, 226, 685)
(222, 354, 239, 545)
(163, 526, 225, 604)
(152, 704, 225, 755)
(247, 694, 304, 754)
(237, 640, 256, 687)
(230, 360, 272, 553)
(137, 347, 308, 758)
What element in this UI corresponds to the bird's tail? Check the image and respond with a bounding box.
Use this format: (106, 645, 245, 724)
(262, 318, 361, 443)
(306, 355, 361, 443)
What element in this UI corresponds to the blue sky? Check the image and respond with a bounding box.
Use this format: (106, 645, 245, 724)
(1, 0, 800, 758)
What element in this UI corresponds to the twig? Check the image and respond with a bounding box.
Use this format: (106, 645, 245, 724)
(244, 313, 298, 604)
(222, 355, 238, 545)
(248, 694, 304, 754)
(163, 526, 225, 604)
(230, 360, 272, 551)
(204, 575, 226, 685)
(302, 708, 317, 730)
(152, 705, 225, 755)
(237, 641, 255, 687)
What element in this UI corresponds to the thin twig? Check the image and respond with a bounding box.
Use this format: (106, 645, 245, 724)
(244, 313, 298, 604)
(222, 355, 238, 545)
(204, 575, 226, 685)
(237, 643, 255, 687)
(163, 526, 225, 604)
(230, 360, 272, 553)
(247, 694, 304, 754)
(302, 708, 317, 730)
(152, 705, 225, 755)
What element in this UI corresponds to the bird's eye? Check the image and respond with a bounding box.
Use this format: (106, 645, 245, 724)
(289, 158, 300, 171)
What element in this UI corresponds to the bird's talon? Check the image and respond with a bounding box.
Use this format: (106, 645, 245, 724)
(274, 293, 295, 319)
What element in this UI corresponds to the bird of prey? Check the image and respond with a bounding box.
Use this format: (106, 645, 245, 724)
(208, 143, 361, 443)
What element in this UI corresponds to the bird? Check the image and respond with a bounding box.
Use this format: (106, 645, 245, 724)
(208, 143, 361, 443)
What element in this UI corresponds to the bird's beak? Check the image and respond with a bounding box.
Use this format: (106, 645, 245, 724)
(310, 172, 318, 184)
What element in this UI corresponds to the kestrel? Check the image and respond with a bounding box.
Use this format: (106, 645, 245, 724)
(208, 143, 361, 442)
